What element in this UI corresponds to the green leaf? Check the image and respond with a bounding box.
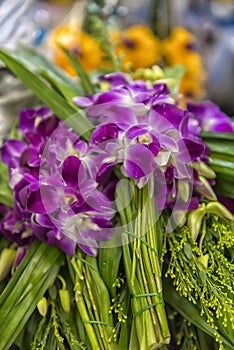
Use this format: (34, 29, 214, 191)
(0, 49, 94, 141)
(40, 68, 82, 102)
(208, 155, 234, 198)
(183, 242, 193, 260)
(201, 132, 234, 141)
(209, 160, 234, 176)
(209, 152, 234, 163)
(206, 142, 234, 157)
(213, 176, 234, 198)
(163, 64, 186, 93)
(0, 240, 64, 350)
(0, 49, 75, 118)
(200, 132, 234, 198)
(18, 45, 83, 96)
(201, 132, 234, 156)
(98, 236, 122, 298)
(0, 161, 13, 207)
(0, 186, 14, 207)
(199, 270, 207, 286)
(85, 256, 114, 337)
(61, 47, 95, 95)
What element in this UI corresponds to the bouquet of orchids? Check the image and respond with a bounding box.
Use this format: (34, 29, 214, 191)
(0, 44, 233, 350)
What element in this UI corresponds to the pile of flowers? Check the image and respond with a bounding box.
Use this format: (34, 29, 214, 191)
(0, 32, 233, 350)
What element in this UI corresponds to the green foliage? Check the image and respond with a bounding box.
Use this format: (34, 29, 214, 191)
(0, 49, 94, 141)
(61, 47, 95, 95)
(163, 64, 186, 93)
(0, 161, 13, 207)
(201, 132, 234, 198)
(164, 216, 234, 349)
(168, 310, 217, 350)
(0, 241, 64, 350)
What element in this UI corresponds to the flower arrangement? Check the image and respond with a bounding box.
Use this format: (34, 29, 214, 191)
(0, 22, 233, 350)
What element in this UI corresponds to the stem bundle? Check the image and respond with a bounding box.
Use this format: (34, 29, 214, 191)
(117, 180, 170, 349)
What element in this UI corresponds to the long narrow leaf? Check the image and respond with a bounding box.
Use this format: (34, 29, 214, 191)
(0, 161, 13, 207)
(0, 187, 14, 207)
(213, 176, 234, 198)
(19, 45, 83, 95)
(98, 236, 122, 298)
(0, 49, 75, 118)
(0, 240, 64, 350)
(206, 142, 234, 156)
(61, 47, 95, 95)
(0, 49, 94, 140)
(201, 132, 234, 141)
(19, 47, 84, 101)
(209, 160, 234, 176)
(41, 68, 81, 102)
(201, 132, 234, 156)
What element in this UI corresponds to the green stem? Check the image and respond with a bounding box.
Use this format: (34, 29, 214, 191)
(131, 188, 142, 285)
(146, 192, 171, 343)
(119, 184, 171, 348)
(143, 186, 171, 343)
(84, 269, 107, 349)
(199, 217, 207, 253)
(71, 259, 101, 350)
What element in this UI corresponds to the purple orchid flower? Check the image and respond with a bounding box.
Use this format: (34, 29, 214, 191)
(87, 101, 206, 211)
(19, 107, 60, 143)
(1, 139, 28, 169)
(73, 73, 173, 127)
(90, 124, 157, 188)
(187, 100, 234, 134)
(99, 72, 132, 87)
(0, 207, 34, 247)
(31, 212, 76, 256)
(14, 152, 114, 256)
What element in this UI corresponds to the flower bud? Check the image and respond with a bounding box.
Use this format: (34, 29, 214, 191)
(206, 202, 234, 221)
(197, 176, 217, 201)
(187, 205, 206, 240)
(172, 210, 187, 227)
(59, 289, 70, 313)
(37, 297, 48, 317)
(143, 68, 153, 80)
(192, 161, 216, 179)
(178, 182, 190, 203)
(151, 65, 165, 80)
(0, 248, 17, 281)
(132, 68, 145, 79)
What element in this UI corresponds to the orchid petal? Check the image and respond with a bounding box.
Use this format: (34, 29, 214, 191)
(178, 138, 205, 162)
(124, 143, 156, 179)
(62, 155, 84, 188)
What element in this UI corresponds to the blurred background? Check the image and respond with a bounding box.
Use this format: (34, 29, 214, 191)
(0, 0, 233, 116)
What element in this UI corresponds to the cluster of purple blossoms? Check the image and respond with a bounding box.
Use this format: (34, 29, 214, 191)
(1, 107, 114, 256)
(1, 72, 233, 256)
(74, 72, 208, 210)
